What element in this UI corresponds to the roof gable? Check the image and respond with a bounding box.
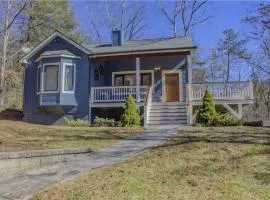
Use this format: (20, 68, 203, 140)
(20, 31, 90, 63)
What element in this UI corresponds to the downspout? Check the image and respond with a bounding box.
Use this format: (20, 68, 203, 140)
(88, 57, 93, 125)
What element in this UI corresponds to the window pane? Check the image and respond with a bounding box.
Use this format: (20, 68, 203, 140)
(37, 67, 41, 92)
(115, 75, 123, 86)
(124, 74, 136, 86)
(64, 64, 74, 91)
(141, 73, 152, 86)
(44, 65, 58, 91)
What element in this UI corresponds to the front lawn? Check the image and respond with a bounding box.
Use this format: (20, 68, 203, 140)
(0, 120, 142, 152)
(33, 126, 270, 200)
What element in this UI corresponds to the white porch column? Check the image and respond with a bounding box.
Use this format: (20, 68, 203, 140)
(136, 57, 140, 103)
(187, 53, 192, 84)
(186, 53, 193, 125)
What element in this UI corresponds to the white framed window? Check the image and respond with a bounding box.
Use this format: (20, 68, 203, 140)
(42, 63, 59, 93)
(62, 63, 76, 93)
(37, 65, 41, 94)
(112, 70, 154, 86)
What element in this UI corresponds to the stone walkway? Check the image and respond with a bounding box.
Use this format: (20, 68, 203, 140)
(0, 126, 182, 200)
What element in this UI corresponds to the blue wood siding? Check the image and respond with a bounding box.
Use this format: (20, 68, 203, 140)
(40, 93, 59, 105)
(23, 36, 90, 124)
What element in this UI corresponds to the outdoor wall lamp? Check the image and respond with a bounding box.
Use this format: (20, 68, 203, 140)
(154, 64, 161, 72)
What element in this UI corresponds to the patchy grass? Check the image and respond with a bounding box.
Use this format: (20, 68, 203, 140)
(0, 120, 142, 152)
(33, 126, 270, 200)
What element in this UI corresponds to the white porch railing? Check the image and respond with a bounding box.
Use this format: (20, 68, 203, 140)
(190, 81, 254, 101)
(90, 86, 148, 103)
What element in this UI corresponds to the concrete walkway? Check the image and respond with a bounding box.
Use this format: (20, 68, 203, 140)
(0, 126, 181, 200)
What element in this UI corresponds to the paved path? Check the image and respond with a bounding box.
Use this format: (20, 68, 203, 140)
(0, 126, 181, 200)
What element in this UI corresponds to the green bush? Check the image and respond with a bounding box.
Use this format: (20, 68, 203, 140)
(194, 90, 242, 127)
(121, 95, 141, 127)
(93, 116, 116, 127)
(64, 118, 89, 127)
(195, 90, 217, 126)
(212, 113, 243, 126)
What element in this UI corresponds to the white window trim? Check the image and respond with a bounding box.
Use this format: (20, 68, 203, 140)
(35, 54, 80, 63)
(62, 62, 76, 93)
(112, 70, 154, 86)
(162, 69, 182, 102)
(36, 65, 41, 95)
(41, 63, 60, 93)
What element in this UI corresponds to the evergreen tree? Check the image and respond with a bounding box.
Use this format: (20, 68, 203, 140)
(196, 90, 217, 126)
(121, 95, 141, 127)
(20, 0, 86, 46)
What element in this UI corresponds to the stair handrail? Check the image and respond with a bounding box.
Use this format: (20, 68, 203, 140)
(144, 85, 152, 126)
(144, 85, 152, 106)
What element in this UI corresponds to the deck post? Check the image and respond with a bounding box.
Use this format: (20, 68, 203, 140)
(238, 104, 243, 118)
(136, 57, 140, 103)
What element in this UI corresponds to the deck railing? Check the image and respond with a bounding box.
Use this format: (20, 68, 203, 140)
(90, 86, 148, 103)
(190, 81, 254, 101)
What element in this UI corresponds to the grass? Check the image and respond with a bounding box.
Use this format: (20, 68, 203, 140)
(32, 126, 270, 200)
(0, 120, 142, 152)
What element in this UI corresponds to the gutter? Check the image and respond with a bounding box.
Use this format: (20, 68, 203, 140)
(89, 46, 197, 58)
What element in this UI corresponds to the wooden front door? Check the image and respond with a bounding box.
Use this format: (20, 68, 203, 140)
(165, 73, 180, 102)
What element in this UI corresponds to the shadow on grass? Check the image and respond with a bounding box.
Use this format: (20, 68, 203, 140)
(152, 132, 270, 151)
(254, 172, 270, 184)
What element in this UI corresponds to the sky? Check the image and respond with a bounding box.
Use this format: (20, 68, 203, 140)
(70, 0, 261, 80)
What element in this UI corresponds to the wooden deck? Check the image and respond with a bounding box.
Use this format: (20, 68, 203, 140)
(188, 81, 254, 105)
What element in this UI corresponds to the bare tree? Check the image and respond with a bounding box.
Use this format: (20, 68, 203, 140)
(0, 0, 26, 105)
(159, 0, 181, 37)
(88, 1, 146, 41)
(159, 0, 212, 37)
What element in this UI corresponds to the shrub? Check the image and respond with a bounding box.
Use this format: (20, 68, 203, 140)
(212, 113, 243, 126)
(93, 116, 116, 127)
(64, 118, 89, 127)
(195, 90, 217, 126)
(194, 90, 242, 127)
(121, 95, 141, 127)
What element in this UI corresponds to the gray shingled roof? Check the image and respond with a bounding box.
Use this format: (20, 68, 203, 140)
(40, 50, 76, 57)
(84, 37, 195, 55)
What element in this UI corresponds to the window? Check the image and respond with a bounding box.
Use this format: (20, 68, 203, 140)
(124, 74, 136, 86)
(63, 64, 75, 92)
(43, 64, 59, 92)
(114, 72, 152, 86)
(115, 75, 124, 86)
(141, 73, 152, 86)
(37, 66, 41, 93)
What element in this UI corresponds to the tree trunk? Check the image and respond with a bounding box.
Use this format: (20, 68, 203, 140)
(0, 0, 11, 106)
(226, 50, 230, 82)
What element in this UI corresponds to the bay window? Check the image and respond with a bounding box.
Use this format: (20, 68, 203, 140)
(63, 63, 75, 92)
(37, 66, 41, 93)
(43, 64, 59, 92)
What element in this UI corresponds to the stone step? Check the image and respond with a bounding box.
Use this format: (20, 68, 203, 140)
(148, 112, 186, 117)
(148, 116, 187, 121)
(148, 119, 187, 125)
(150, 108, 186, 113)
(151, 102, 186, 106)
(150, 106, 186, 111)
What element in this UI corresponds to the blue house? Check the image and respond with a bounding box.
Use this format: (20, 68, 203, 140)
(20, 31, 254, 126)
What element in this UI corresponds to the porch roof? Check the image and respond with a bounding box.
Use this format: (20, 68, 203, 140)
(86, 37, 196, 58)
